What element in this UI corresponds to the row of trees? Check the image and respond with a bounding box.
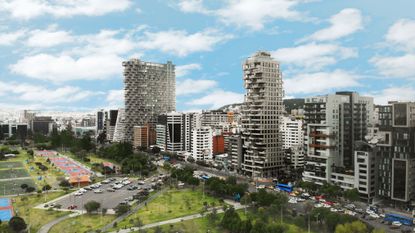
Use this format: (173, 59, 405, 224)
(298, 181, 360, 202)
(97, 142, 156, 175)
(205, 176, 248, 198)
(170, 166, 200, 186)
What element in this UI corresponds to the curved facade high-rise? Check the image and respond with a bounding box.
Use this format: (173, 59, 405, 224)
(123, 59, 175, 142)
(241, 51, 284, 178)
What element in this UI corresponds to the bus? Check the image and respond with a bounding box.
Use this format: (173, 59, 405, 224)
(276, 183, 293, 193)
(384, 213, 414, 226)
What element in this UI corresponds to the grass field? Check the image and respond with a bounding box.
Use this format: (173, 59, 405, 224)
(12, 191, 68, 232)
(115, 188, 220, 230)
(0, 178, 37, 195)
(0, 168, 30, 179)
(0, 161, 24, 169)
(49, 214, 115, 233)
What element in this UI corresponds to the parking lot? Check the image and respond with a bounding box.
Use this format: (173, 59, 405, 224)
(45, 175, 165, 211)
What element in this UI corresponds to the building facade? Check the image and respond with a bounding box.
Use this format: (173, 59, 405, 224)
(123, 59, 175, 142)
(241, 51, 284, 178)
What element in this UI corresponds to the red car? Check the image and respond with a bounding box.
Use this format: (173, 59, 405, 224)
(68, 205, 77, 210)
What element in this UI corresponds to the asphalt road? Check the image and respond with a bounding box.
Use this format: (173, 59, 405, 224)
(51, 177, 155, 211)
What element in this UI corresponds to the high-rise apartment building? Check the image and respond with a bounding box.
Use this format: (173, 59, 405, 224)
(281, 116, 304, 149)
(192, 127, 213, 161)
(156, 112, 185, 152)
(302, 92, 374, 187)
(123, 59, 175, 142)
(369, 102, 415, 204)
(241, 51, 284, 178)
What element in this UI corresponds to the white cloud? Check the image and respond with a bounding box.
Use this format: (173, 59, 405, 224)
(302, 8, 363, 42)
(0, 30, 25, 45)
(284, 70, 360, 94)
(10, 53, 122, 82)
(178, 0, 307, 30)
(187, 90, 244, 109)
(27, 27, 73, 48)
(0, 81, 98, 103)
(370, 54, 415, 78)
(176, 63, 201, 77)
(385, 19, 415, 52)
(217, 0, 305, 30)
(271, 43, 357, 70)
(370, 87, 415, 105)
(0, 0, 132, 20)
(106, 89, 124, 107)
(178, 0, 209, 14)
(138, 29, 233, 56)
(177, 79, 217, 95)
(73, 30, 136, 56)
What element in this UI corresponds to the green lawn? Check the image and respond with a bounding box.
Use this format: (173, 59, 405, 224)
(49, 214, 115, 233)
(0, 161, 24, 169)
(12, 191, 68, 232)
(115, 188, 220, 230)
(0, 178, 36, 195)
(0, 168, 30, 179)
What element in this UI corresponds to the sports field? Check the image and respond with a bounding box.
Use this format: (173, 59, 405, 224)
(0, 157, 36, 196)
(0, 178, 36, 195)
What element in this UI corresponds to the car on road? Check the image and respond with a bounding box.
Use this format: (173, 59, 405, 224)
(84, 186, 92, 191)
(288, 198, 297, 204)
(102, 179, 111, 184)
(74, 192, 83, 196)
(138, 180, 146, 185)
(107, 188, 116, 192)
(391, 221, 402, 228)
(94, 189, 103, 194)
(68, 205, 77, 209)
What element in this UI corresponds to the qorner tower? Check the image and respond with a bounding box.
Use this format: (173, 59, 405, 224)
(241, 51, 284, 178)
(123, 59, 175, 142)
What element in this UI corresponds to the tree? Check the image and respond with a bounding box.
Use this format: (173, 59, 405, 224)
(335, 221, 367, 233)
(221, 207, 241, 233)
(26, 187, 35, 193)
(250, 220, 267, 233)
(20, 184, 28, 190)
(84, 201, 101, 213)
(102, 208, 107, 216)
(9, 216, 27, 232)
(151, 146, 161, 154)
(240, 194, 252, 214)
(42, 184, 52, 191)
(343, 188, 360, 202)
(59, 179, 71, 187)
(115, 204, 130, 216)
(266, 223, 285, 233)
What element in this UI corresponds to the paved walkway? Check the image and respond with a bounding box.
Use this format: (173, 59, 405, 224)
(100, 188, 168, 232)
(37, 212, 82, 233)
(107, 200, 244, 233)
(0, 176, 32, 182)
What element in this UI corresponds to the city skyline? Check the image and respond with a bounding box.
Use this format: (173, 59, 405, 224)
(0, 0, 414, 113)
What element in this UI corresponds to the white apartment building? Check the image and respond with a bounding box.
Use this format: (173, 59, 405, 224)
(192, 127, 213, 161)
(281, 116, 303, 149)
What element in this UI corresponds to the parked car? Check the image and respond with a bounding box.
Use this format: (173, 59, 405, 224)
(94, 189, 103, 194)
(107, 188, 116, 192)
(68, 205, 77, 210)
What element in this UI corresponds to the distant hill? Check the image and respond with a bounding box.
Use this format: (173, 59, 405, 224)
(283, 98, 305, 112)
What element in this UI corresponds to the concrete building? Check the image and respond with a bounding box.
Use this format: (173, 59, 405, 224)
(368, 102, 415, 205)
(106, 109, 119, 142)
(281, 116, 304, 149)
(31, 116, 55, 135)
(229, 134, 243, 172)
(192, 127, 213, 161)
(241, 51, 284, 178)
(0, 123, 28, 140)
(133, 125, 150, 149)
(112, 108, 126, 142)
(96, 109, 108, 134)
(284, 146, 304, 169)
(156, 112, 185, 153)
(123, 59, 175, 142)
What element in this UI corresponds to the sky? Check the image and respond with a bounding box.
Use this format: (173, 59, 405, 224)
(0, 0, 414, 113)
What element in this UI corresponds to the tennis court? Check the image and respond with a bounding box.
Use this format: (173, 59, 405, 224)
(0, 161, 24, 169)
(0, 168, 29, 179)
(35, 150, 92, 177)
(0, 198, 14, 221)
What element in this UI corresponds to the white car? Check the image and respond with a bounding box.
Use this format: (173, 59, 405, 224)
(330, 208, 339, 212)
(138, 181, 145, 185)
(392, 221, 402, 227)
(94, 189, 103, 194)
(79, 188, 87, 193)
(122, 180, 131, 185)
(74, 192, 83, 196)
(369, 213, 380, 219)
(314, 203, 323, 208)
(297, 198, 306, 202)
(288, 198, 297, 204)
